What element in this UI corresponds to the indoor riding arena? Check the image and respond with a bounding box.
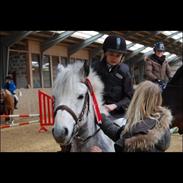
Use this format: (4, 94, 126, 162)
(1, 31, 182, 152)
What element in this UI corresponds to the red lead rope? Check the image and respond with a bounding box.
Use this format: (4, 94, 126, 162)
(85, 78, 102, 124)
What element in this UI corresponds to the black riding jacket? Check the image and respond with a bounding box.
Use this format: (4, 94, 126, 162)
(92, 58, 134, 118)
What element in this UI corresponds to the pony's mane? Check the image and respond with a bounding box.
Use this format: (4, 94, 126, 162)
(53, 62, 105, 111)
(87, 67, 105, 112)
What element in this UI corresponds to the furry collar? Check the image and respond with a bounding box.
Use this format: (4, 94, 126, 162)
(124, 107, 172, 151)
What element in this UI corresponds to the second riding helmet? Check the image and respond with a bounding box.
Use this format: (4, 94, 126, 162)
(103, 35, 127, 54)
(154, 41, 165, 52)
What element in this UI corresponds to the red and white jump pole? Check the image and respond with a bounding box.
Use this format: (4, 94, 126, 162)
(0, 120, 39, 129)
(0, 114, 40, 129)
(0, 114, 40, 118)
(1, 90, 54, 132)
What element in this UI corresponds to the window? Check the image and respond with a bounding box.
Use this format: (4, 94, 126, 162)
(43, 55, 51, 88)
(52, 56, 60, 81)
(9, 51, 28, 88)
(32, 54, 41, 88)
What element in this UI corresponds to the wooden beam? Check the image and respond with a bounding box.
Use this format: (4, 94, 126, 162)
(90, 45, 103, 58)
(68, 32, 107, 56)
(125, 32, 161, 61)
(41, 31, 75, 52)
(131, 50, 153, 64)
(161, 31, 180, 41)
(126, 46, 146, 60)
(2, 31, 33, 47)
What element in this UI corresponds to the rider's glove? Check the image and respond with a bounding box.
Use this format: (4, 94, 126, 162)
(155, 79, 162, 84)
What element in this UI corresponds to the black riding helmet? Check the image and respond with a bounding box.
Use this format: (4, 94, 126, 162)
(103, 35, 127, 54)
(5, 75, 12, 80)
(154, 41, 165, 52)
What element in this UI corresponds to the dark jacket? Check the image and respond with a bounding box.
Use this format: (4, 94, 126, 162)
(100, 107, 172, 152)
(92, 58, 134, 118)
(144, 54, 171, 82)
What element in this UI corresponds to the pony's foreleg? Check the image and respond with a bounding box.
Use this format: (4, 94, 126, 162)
(10, 110, 14, 124)
(9, 116, 14, 124)
(6, 109, 14, 124)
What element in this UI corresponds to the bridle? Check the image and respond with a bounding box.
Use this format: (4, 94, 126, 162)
(54, 91, 89, 127)
(54, 82, 101, 144)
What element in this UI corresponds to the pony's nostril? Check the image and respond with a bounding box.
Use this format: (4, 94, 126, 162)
(64, 127, 69, 136)
(52, 127, 68, 139)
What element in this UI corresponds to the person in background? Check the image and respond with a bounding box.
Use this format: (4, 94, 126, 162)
(3, 75, 18, 109)
(144, 41, 172, 91)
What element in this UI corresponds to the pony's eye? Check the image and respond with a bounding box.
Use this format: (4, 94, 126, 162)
(77, 95, 84, 100)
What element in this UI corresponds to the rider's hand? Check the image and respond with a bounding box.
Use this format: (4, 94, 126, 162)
(155, 78, 160, 83)
(104, 104, 117, 112)
(155, 79, 163, 85)
(90, 146, 102, 152)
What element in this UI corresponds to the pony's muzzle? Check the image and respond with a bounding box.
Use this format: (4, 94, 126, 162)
(52, 127, 69, 144)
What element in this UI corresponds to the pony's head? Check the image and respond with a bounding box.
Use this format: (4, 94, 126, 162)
(52, 62, 104, 145)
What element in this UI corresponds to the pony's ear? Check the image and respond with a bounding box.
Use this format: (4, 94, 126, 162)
(79, 61, 90, 81)
(83, 61, 90, 77)
(57, 64, 64, 73)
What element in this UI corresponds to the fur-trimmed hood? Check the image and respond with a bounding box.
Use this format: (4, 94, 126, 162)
(121, 107, 173, 152)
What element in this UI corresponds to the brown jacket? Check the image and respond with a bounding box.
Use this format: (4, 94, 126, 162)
(144, 56, 171, 82)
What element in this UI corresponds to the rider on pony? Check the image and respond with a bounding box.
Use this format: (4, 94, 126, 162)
(2, 75, 18, 109)
(144, 41, 172, 91)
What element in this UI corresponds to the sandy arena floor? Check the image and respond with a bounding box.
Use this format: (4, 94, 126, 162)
(0, 123, 60, 152)
(0, 123, 182, 152)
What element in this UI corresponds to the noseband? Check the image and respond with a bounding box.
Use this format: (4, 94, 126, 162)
(54, 92, 89, 124)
